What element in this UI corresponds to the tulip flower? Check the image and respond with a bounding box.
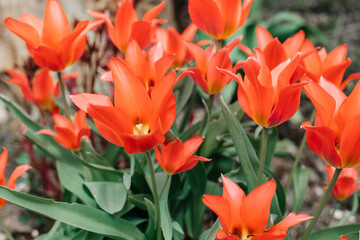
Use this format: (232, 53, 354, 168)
(154, 136, 210, 175)
(300, 41, 360, 90)
(301, 78, 360, 168)
(341, 234, 360, 240)
(0, 148, 31, 208)
(219, 49, 308, 128)
(38, 110, 91, 151)
(188, 0, 253, 40)
(325, 165, 360, 201)
(238, 25, 305, 70)
(70, 57, 176, 154)
(186, 38, 240, 95)
(7, 68, 60, 112)
(203, 175, 311, 240)
(155, 23, 198, 67)
(4, 0, 104, 72)
(89, 0, 165, 53)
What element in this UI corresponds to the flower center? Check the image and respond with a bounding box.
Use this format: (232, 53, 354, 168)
(133, 123, 150, 135)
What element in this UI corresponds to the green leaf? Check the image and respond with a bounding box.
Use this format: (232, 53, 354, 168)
(219, 96, 258, 190)
(199, 218, 220, 240)
(292, 165, 309, 211)
(186, 162, 207, 195)
(307, 224, 360, 240)
(84, 181, 127, 214)
(128, 194, 153, 211)
(56, 161, 96, 207)
(176, 77, 195, 116)
(0, 94, 43, 131)
(102, 143, 124, 166)
(144, 198, 157, 239)
(172, 221, 184, 240)
(0, 186, 144, 240)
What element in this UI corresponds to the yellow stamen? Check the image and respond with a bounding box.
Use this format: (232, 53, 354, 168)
(133, 123, 150, 135)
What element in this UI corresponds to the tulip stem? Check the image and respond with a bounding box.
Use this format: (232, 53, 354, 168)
(145, 151, 162, 240)
(257, 127, 269, 186)
(327, 201, 339, 227)
(57, 72, 71, 119)
(302, 168, 342, 240)
(0, 215, 15, 240)
(215, 39, 223, 50)
(159, 174, 170, 198)
(285, 110, 316, 193)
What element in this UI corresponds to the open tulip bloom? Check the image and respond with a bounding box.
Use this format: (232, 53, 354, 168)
(7, 68, 60, 112)
(203, 175, 311, 240)
(89, 0, 165, 53)
(302, 78, 360, 168)
(219, 49, 308, 128)
(154, 136, 210, 175)
(4, 0, 104, 72)
(71, 57, 176, 154)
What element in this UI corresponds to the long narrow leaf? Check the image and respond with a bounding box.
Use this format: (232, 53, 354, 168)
(0, 186, 144, 240)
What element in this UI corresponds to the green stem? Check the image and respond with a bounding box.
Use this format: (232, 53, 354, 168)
(0, 215, 15, 240)
(199, 95, 215, 137)
(285, 110, 316, 193)
(215, 39, 224, 50)
(257, 127, 269, 186)
(56, 72, 71, 119)
(327, 201, 340, 227)
(159, 174, 170, 198)
(302, 168, 342, 240)
(145, 152, 162, 240)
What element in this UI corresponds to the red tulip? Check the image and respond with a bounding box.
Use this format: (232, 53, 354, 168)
(38, 110, 90, 151)
(219, 49, 308, 128)
(186, 38, 240, 95)
(89, 0, 165, 53)
(300, 41, 360, 90)
(0, 148, 31, 208)
(188, 0, 253, 40)
(302, 78, 360, 168)
(70, 57, 176, 154)
(154, 136, 210, 175)
(7, 68, 60, 112)
(325, 165, 360, 201)
(155, 23, 198, 67)
(4, 0, 104, 72)
(202, 175, 311, 240)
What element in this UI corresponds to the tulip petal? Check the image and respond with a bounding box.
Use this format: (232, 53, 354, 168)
(300, 40, 322, 80)
(267, 81, 308, 127)
(70, 93, 113, 112)
(323, 59, 351, 88)
(187, 67, 210, 94)
(301, 122, 341, 168)
(142, 1, 165, 21)
(4, 18, 40, 47)
(0, 148, 8, 186)
(188, 0, 224, 39)
(19, 14, 43, 36)
(202, 194, 231, 234)
(131, 21, 152, 50)
(181, 23, 197, 42)
(6, 69, 33, 101)
(256, 25, 273, 50)
(28, 45, 65, 71)
(120, 130, 165, 154)
(156, 139, 184, 174)
(7, 165, 31, 189)
(42, 0, 71, 48)
(239, 0, 254, 28)
(270, 213, 312, 232)
(175, 155, 210, 174)
(339, 115, 360, 168)
(337, 81, 360, 128)
(221, 175, 246, 232)
(262, 39, 288, 71)
(110, 58, 152, 124)
(125, 40, 151, 81)
(323, 44, 348, 69)
(182, 136, 205, 159)
(32, 68, 55, 102)
(216, 0, 241, 38)
(282, 30, 305, 58)
(240, 179, 276, 235)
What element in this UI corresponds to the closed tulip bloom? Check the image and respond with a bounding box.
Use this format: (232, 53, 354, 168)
(186, 38, 239, 95)
(203, 175, 311, 240)
(0, 148, 31, 208)
(189, 0, 253, 40)
(325, 165, 360, 201)
(71, 57, 176, 154)
(89, 0, 165, 53)
(7, 68, 60, 112)
(154, 136, 210, 175)
(38, 110, 90, 151)
(5, 0, 104, 72)
(219, 49, 308, 128)
(302, 78, 360, 168)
